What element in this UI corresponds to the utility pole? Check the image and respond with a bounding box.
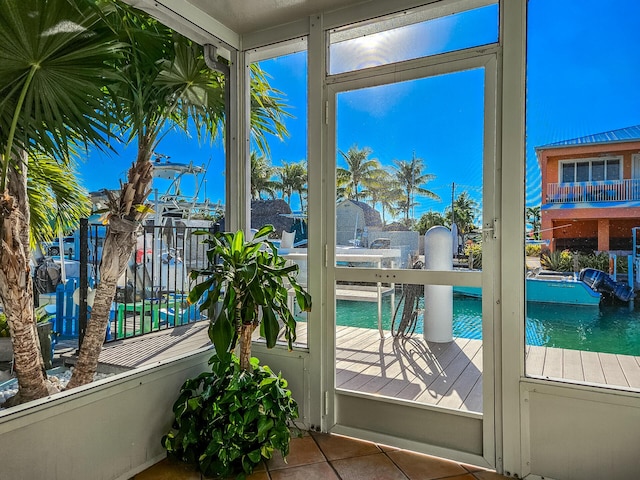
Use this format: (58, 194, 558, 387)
(451, 182, 456, 226)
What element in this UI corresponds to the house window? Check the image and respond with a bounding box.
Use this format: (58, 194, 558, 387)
(559, 158, 621, 183)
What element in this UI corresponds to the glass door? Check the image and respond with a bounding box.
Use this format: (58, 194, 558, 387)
(327, 56, 498, 463)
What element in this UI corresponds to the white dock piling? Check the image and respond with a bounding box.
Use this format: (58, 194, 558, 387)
(424, 226, 453, 343)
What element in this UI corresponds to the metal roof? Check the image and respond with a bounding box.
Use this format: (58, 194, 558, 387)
(537, 124, 640, 150)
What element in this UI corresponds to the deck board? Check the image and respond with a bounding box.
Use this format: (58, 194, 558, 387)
(618, 355, 640, 388)
(62, 322, 640, 414)
(563, 348, 584, 382)
(526, 345, 546, 376)
(598, 353, 628, 387)
(581, 350, 607, 384)
(543, 346, 563, 379)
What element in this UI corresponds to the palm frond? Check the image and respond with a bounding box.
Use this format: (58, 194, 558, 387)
(28, 152, 91, 247)
(0, 0, 121, 162)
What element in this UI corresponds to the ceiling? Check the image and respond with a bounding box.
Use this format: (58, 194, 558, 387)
(183, 0, 368, 35)
(127, 0, 377, 50)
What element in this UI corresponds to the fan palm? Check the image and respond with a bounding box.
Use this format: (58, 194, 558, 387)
(68, 3, 290, 388)
(0, 0, 119, 404)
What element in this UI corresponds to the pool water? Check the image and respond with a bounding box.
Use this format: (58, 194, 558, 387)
(336, 295, 640, 356)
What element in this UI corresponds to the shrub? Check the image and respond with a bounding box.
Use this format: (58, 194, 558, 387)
(464, 242, 482, 269)
(540, 250, 573, 272)
(162, 354, 299, 479)
(525, 244, 541, 257)
(0, 313, 8, 337)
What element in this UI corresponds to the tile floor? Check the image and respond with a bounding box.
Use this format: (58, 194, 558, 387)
(133, 431, 510, 480)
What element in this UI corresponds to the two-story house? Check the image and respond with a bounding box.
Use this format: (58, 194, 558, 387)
(537, 125, 640, 252)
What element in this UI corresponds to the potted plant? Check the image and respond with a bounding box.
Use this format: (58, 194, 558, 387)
(0, 309, 54, 368)
(0, 313, 11, 363)
(162, 225, 311, 479)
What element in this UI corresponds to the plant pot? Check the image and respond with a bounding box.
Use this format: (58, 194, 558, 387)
(0, 324, 52, 368)
(0, 337, 11, 362)
(37, 322, 53, 369)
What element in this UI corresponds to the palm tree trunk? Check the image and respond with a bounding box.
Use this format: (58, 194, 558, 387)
(0, 154, 49, 404)
(65, 218, 138, 388)
(67, 153, 153, 389)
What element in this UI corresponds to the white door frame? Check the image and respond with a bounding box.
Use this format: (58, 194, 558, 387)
(324, 48, 500, 468)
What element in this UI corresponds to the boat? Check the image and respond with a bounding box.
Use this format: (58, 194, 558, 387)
(525, 272, 602, 306)
(148, 156, 221, 223)
(455, 268, 635, 306)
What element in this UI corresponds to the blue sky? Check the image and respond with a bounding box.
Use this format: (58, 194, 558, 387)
(79, 0, 640, 222)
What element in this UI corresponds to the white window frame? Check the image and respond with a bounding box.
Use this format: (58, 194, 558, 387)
(558, 156, 623, 183)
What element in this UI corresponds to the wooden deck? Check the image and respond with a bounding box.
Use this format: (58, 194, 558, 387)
(62, 322, 640, 408)
(331, 324, 483, 413)
(526, 344, 640, 389)
(62, 321, 212, 371)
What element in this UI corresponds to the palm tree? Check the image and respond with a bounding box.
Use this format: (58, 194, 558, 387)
(0, 0, 119, 404)
(446, 191, 479, 236)
(526, 205, 541, 239)
(393, 153, 440, 221)
(277, 161, 307, 210)
(366, 170, 402, 225)
(336, 168, 351, 201)
(250, 152, 277, 200)
(337, 145, 380, 202)
(68, 3, 290, 388)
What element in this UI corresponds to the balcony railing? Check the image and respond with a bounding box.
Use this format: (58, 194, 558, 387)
(546, 179, 640, 204)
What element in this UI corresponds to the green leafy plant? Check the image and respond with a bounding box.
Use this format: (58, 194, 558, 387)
(0, 313, 8, 337)
(189, 225, 311, 370)
(525, 244, 541, 257)
(540, 250, 573, 272)
(163, 225, 311, 478)
(464, 242, 482, 269)
(162, 354, 298, 479)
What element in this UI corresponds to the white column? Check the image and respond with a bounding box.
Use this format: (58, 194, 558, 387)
(424, 226, 453, 343)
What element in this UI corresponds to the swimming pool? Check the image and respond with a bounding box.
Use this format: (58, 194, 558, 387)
(335, 295, 640, 356)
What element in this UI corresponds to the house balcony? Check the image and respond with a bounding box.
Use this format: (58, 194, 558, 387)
(546, 179, 640, 204)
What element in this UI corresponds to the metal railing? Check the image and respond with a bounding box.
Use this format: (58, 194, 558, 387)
(546, 179, 640, 204)
(78, 221, 214, 344)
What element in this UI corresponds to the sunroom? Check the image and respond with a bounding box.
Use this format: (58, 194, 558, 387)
(1, 1, 640, 480)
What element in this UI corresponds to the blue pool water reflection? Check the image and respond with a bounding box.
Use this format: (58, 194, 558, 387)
(336, 295, 640, 356)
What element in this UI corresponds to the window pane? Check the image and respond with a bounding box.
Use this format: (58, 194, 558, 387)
(250, 48, 308, 347)
(329, 4, 498, 75)
(561, 163, 575, 183)
(576, 161, 589, 182)
(591, 161, 605, 181)
(335, 69, 485, 270)
(526, 0, 640, 390)
(606, 159, 620, 180)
